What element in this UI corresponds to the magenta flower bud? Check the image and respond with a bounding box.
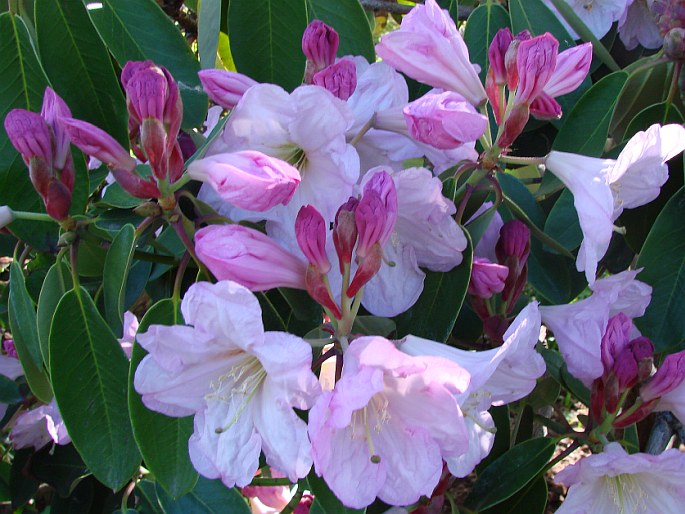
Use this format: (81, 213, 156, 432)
(613, 349, 639, 390)
(600, 313, 633, 372)
(188, 151, 301, 211)
(629, 336, 655, 382)
(195, 224, 307, 291)
(121, 60, 156, 89)
(362, 171, 397, 247)
(514, 33, 559, 106)
(198, 69, 259, 109)
(355, 192, 388, 259)
(403, 91, 488, 150)
(60, 117, 136, 172)
(333, 197, 359, 273)
(41, 87, 72, 170)
(505, 31, 531, 91)
(305, 266, 342, 320)
(529, 93, 562, 120)
(489, 28, 514, 85)
(496, 220, 531, 266)
(4, 110, 53, 166)
(109, 167, 161, 199)
(347, 242, 383, 298)
(544, 43, 593, 99)
(140, 118, 168, 180)
(496, 103, 530, 149)
(302, 20, 339, 72)
(160, 66, 183, 139)
(468, 257, 509, 299)
(126, 67, 167, 121)
(167, 140, 185, 184)
(2, 339, 17, 359)
(296, 205, 331, 273)
(641, 351, 685, 402)
(45, 179, 72, 220)
(312, 59, 357, 101)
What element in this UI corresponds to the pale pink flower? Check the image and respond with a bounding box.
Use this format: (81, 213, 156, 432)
(542, 0, 630, 40)
(118, 311, 139, 359)
(134, 281, 320, 487)
(641, 351, 685, 422)
(11, 399, 71, 450)
(555, 442, 685, 514)
(308, 336, 470, 508)
(0, 206, 13, 230)
(375, 0, 486, 106)
(619, 0, 663, 49)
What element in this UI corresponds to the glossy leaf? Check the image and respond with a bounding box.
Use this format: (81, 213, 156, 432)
(36, 261, 69, 366)
(8, 262, 52, 402)
(463, 3, 510, 81)
(128, 299, 198, 498)
(624, 102, 684, 142)
(307, 0, 375, 62)
(34, 0, 128, 146)
(50, 288, 140, 490)
(30, 444, 89, 498)
(509, 0, 575, 50)
(394, 231, 473, 342)
(635, 188, 685, 352)
(466, 438, 556, 510)
(86, 0, 207, 128)
(198, 0, 221, 69)
(228, 0, 308, 91)
(155, 477, 250, 514)
(544, 190, 582, 252)
(103, 224, 136, 336)
(482, 476, 548, 514)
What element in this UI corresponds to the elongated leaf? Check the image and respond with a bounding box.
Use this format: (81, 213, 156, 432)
(394, 231, 473, 342)
(128, 299, 198, 498)
(509, 0, 575, 50)
(8, 262, 52, 402)
(306, 0, 375, 62)
(104, 224, 136, 336)
(466, 438, 556, 511)
(155, 477, 250, 514)
(37, 261, 69, 366)
(635, 188, 685, 352)
(624, 102, 684, 142)
(463, 4, 510, 81)
(50, 288, 140, 490)
(0, 13, 57, 250)
(482, 476, 548, 514)
(228, 0, 308, 91)
(34, 0, 127, 146)
(86, 0, 206, 128)
(544, 190, 582, 252)
(198, 0, 221, 69)
(30, 444, 89, 498)
(553, 71, 628, 156)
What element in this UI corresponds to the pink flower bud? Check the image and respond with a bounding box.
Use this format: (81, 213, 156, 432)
(514, 33, 559, 106)
(362, 171, 397, 247)
(296, 205, 331, 273)
(195, 224, 307, 291)
(529, 93, 562, 120)
(45, 179, 72, 220)
(305, 265, 342, 319)
(613, 349, 639, 390)
(302, 20, 339, 72)
(312, 59, 357, 100)
(41, 87, 72, 170)
(496, 220, 530, 266)
(121, 60, 156, 89)
(347, 242, 383, 298)
(4, 110, 53, 166)
(140, 117, 168, 180)
(60, 117, 136, 172)
(126, 67, 167, 121)
(630, 336, 655, 383)
(198, 69, 259, 109)
(188, 151, 301, 211)
(356, 172, 397, 258)
(160, 66, 183, 140)
(641, 351, 685, 402)
(495, 103, 530, 149)
(333, 197, 358, 273)
(0, 206, 14, 230)
(468, 257, 509, 298)
(488, 28, 514, 85)
(544, 43, 593, 99)
(600, 313, 633, 372)
(403, 91, 488, 150)
(505, 31, 531, 91)
(109, 167, 161, 199)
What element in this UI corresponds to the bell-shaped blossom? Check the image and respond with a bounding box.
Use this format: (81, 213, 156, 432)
(542, 0, 630, 40)
(375, 0, 486, 106)
(188, 151, 301, 212)
(199, 69, 259, 110)
(555, 442, 685, 514)
(403, 91, 487, 150)
(313, 59, 357, 101)
(540, 270, 651, 386)
(400, 302, 545, 477)
(468, 258, 509, 299)
(134, 281, 320, 487)
(619, 0, 663, 49)
(10, 399, 71, 450)
(309, 336, 470, 508)
(195, 224, 307, 291)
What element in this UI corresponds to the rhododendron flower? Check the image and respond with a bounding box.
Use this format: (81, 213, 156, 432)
(11, 399, 71, 450)
(542, 0, 629, 39)
(619, 0, 663, 49)
(134, 281, 320, 487)
(118, 311, 139, 359)
(199, 69, 259, 110)
(309, 336, 470, 508)
(400, 302, 545, 476)
(555, 443, 685, 513)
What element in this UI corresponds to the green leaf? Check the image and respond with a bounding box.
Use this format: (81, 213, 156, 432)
(394, 230, 473, 342)
(34, 0, 128, 146)
(128, 299, 198, 499)
(466, 438, 556, 511)
(0, 375, 21, 404)
(307, 472, 365, 514)
(155, 477, 250, 514)
(37, 261, 69, 366)
(544, 190, 582, 252)
(8, 262, 52, 402)
(30, 444, 89, 498)
(86, 0, 207, 128)
(199, 0, 221, 69)
(98, 183, 144, 209)
(481, 476, 548, 514)
(352, 316, 396, 337)
(0, 13, 57, 250)
(509, 0, 575, 50)
(463, 4, 510, 81)
(104, 224, 136, 336)
(635, 188, 685, 352)
(306, 0, 375, 62)
(228, 0, 308, 91)
(624, 102, 684, 142)
(50, 288, 141, 490)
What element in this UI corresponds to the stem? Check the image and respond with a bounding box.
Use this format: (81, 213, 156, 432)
(454, 185, 475, 225)
(248, 477, 293, 487)
(479, 104, 492, 151)
(11, 210, 55, 223)
(665, 61, 682, 119)
(172, 252, 191, 307)
(510, 404, 525, 447)
(134, 216, 158, 238)
(168, 173, 192, 193)
(350, 114, 376, 146)
(541, 440, 581, 474)
(312, 347, 337, 370)
(168, 208, 211, 280)
(279, 485, 304, 514)
(120, 480, 137, 512)
(499, 155, 546, 166)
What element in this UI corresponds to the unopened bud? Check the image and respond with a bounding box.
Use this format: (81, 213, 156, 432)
(199, 69, 258, 109)
(2, 339, 17, 359)
(347, 242, 383, 298)
(41, 87, 72, 169)
(600, 313, 633, 372)
(312, 59, 357, 100)
(613, 350, 639, 390)
(468, 257, 509, 299)
(45, 179, 72, 220)
(641, 350, 685, 401)
(630, 336, 655, 382)
(333, 198, 358, 273)
(4, 110, 53, 166)
(496, 103, 530, 149)
(496, 220, 531, 265)
(61, 117, 136, 172)
(302, 20, 339, 75)
(488, 28, 514, 85)
(296, 205, 331, 273)
(514, 33, 558, 106)
(305, 265, 342, 319)
(664, 27, 685, 60)
(126, 67, 167, 121)
(505, 31, 531, 91)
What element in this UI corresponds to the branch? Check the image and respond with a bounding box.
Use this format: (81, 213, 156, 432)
(359, 0, 473, 19)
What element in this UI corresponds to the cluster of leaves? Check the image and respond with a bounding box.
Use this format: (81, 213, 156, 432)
(0, 0, 683, 513)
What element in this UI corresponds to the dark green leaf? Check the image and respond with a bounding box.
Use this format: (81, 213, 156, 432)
(228, 0, 308, 91)
(352, 316, 396, 337)
(75, 237, 107, 277)
(136, 480, 164, 514)
(9, 262, 52, 402)
(307, 0, 375, 62)
(509, 0, 575, 50)
(394, 231, 473, 342)
(635, 188, 685, 352)
(30, 444, 89, 498)
(544, 190, 582, 252)
(98, 183, 144, 209)
(34, 0, 128, 146)
(466, 438, 556, 510)
(10, 449, 40, 509)
(198, 0, 221, 69)
(104, 224, 136, 336)
(561, 364, 590, 405)
(86, 0, 207, 128)
(50, 478, 94, 514)
(527, 376, 561, 409)
(128, 299, 198, 499)
(307, 472, 365, 514)
(481, 476, 548, 514)
(0, 375, 20, 404)
(50, 288, 140, 490)
(624, 102, 684, 142)
(463, 4, 510, 81)
(155, 477, 250, 514)
(279, 287, 323, 336)
(37, 261, 69, 366)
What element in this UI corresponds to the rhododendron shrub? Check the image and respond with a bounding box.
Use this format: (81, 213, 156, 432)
(1, 0, 685, 512)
